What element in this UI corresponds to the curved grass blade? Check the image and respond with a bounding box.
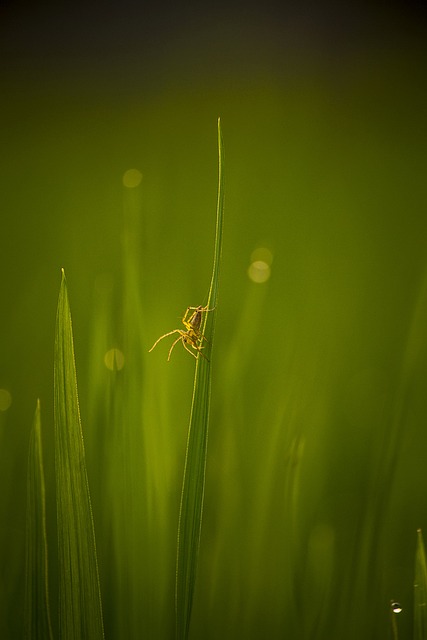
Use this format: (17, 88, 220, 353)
(54, 269, 104, 639)
(414, 528, 427, 640)
(24, 399, 54, 640)
(175, 118, 224, 639)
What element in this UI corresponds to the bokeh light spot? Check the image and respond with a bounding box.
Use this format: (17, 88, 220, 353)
(0, 389, 12, 411)
(104, 348, 125, 371)
(250, 247, 273, 266)
(248, 260, 271, 283)
(122, 169, 143, 188)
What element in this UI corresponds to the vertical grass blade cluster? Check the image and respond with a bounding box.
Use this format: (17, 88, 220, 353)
(54, 269, 104, 639)
(175, 118, 224, 639)
(414, 528, 427, 640)
(24, 400, 54, 640)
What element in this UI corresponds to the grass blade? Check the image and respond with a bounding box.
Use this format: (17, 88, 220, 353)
(54, 269, 104, 639)
(175, 118, 224, 639)
(414, 528, 427, 640)
(24, 399, 54, 640)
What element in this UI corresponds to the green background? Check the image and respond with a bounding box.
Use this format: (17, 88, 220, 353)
(1, 2, 427, 638)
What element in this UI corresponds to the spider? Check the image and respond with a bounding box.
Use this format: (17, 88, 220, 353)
(149, 305, 214, 361)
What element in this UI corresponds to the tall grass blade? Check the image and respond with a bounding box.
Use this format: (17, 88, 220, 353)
(54, 269, 104, 639)
(414, 528, 427, 640)
(24, 399, 54, 640)
(175, 118, 224, 639)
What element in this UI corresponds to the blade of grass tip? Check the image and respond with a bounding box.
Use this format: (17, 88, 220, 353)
(54, 269, 104, 639)
(24, 399, 54, 640)
(414, 529, 427, 640)
(175, 118, 224, 640)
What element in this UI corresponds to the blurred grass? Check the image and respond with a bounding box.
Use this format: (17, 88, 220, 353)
(1, 30, 427, 639)
(414, 529, 427, 640)
(24, 400, 54, 640)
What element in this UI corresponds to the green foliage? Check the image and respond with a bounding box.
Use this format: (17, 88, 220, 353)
(414, 529, 427, 640)
(2, 84, 427, 640)
(24, 400, 54, 640)
(54, 271, 104, 639)
(175, 119, 224, 639)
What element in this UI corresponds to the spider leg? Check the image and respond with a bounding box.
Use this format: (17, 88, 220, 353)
(149, 329, 182, 352)
(181, 339, 198, 359)
(186, 340, 210, 361)
(196, 345, 210, 361)
(181, 306, 194, 327)
(187, 305, 215, 312)
(167, 334, 185, 361)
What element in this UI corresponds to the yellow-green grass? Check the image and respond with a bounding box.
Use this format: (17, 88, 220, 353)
(2, 58, 427, 639)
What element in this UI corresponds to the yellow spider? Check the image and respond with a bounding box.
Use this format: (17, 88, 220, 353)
(149, 305, 214, 361)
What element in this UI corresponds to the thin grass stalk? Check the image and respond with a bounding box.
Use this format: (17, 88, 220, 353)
(54, 269, 104, 639)
(24, 399, 54, 640)
(175, 118, 224, 640)
(414, 528, 427, 640)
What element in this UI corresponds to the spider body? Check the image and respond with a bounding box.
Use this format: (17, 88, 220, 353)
(149, 305, 214, 361)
